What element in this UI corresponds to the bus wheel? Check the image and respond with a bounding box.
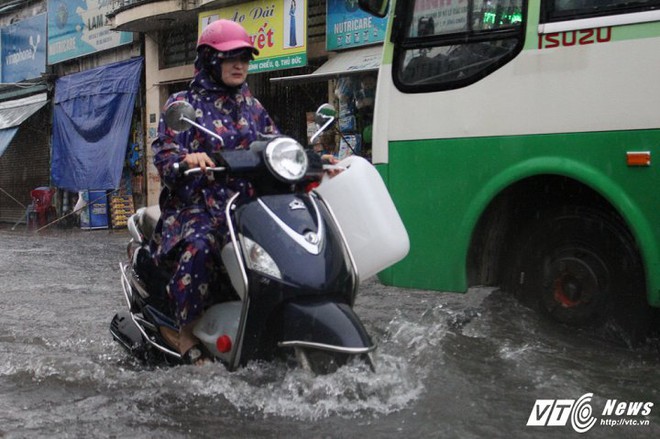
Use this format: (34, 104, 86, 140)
(505, 207, 650, 342)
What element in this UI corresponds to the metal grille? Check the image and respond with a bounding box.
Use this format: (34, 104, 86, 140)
(249, 68, 328, 145)
(248, 0, 330, 145)
(160, 22, 198, 69)
(0, 109, 51, 224)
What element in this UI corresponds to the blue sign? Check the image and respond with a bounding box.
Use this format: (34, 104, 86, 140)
(326, 0, 388, 51)
(1, 14, 47, 83)
(47, 0, 133, 64)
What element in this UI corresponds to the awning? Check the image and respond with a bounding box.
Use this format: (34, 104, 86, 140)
(0, 92, 48, 129)
(270, 45, 382, 84)
(0, 93, 48, 157)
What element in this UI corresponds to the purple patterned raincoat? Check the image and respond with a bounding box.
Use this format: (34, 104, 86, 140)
(151, 68, 278, 326)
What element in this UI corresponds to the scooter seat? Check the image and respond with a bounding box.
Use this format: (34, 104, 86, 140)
(138, 205, 161, 243)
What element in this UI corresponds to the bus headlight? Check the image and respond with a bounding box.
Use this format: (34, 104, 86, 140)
(264, 137, 308, 183)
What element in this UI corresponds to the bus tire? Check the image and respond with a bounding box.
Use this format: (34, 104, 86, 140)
(504, 206, 651, 343)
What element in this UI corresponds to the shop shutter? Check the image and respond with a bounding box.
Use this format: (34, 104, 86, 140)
(0, 109, 50, 224)
(248, 0, 330, 145)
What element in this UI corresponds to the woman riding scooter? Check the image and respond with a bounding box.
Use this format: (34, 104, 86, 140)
(151, 19, 278, 365)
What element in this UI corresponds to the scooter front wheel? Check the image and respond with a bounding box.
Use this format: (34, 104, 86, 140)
(294, 347, 374, 375)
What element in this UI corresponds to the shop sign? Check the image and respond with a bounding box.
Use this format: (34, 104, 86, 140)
(199, 0, 307, 74)
(47, 0, 133, 64)
(326, 0, 388, 51)
(1, 14, 47, 83)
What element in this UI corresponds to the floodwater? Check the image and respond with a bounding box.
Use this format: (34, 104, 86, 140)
(1, 225, 659, 438)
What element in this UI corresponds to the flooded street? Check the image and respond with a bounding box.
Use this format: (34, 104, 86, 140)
(1, 225, 659, 438)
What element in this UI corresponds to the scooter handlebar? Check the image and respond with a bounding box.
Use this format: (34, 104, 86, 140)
(172, 161, 226, 176)
(172, 161, 189, 175)
(322, 164, 346, 172)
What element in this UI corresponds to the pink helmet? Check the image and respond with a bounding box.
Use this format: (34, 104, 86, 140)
(197, 19, 258, 56)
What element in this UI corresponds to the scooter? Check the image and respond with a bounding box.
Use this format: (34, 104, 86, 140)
(110, 102, 386, 374)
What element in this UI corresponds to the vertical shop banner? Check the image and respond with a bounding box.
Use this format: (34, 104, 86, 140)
(199, 0, 307, 73)
(47, 0, 133, 64)
(326, 0, 388, 51)
(1, 14, 47, 83)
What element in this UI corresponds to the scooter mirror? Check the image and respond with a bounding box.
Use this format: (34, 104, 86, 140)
(315, 103, 336, 126)
(164, 100, 197, 132)
(310, 103, 336, 144)
(163, 100, 225, 146)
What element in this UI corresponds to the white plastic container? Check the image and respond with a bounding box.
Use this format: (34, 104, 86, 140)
(315, 155, 409, 281)
(193, 301, 242, 361)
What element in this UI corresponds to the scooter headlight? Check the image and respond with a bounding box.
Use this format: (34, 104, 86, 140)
(241, 235, 282, 280)
(264, 137, 308, 183)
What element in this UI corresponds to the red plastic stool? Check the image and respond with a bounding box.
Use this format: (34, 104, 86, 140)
(29, 187, 57, 227)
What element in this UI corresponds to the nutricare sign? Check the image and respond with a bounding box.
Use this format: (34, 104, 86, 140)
(0, 13, 47, 83)
(326, 0, 388, 51)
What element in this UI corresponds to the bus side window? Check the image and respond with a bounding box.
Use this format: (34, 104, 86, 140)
(399, 39, 516, 87)
(402, 52, 447, 84)
(393, 0, 524, 92)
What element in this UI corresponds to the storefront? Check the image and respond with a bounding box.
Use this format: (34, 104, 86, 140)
(0, 89, 51, 224)
(270, 0, 388, 161)
(46, 0, 143, 229)
(140, 0, 332, 205)
(0, 12, 50, 224)
(108, 0, 388, 207)
(270, 45, 381, 159)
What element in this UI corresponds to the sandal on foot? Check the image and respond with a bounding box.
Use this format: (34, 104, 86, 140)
(159, 326, 179, 350)
(182, 344, 212, 366)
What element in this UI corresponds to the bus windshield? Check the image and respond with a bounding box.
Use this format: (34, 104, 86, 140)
(406, 0, 523, 36)
(395, 0, 524, 92)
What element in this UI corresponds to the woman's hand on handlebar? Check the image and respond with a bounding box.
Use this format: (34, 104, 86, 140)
(321, 154, 338, 164)
(321, 154, 343, 177)
(183, 152, 216, 173)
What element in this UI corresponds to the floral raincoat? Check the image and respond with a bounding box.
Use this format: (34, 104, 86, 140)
(150, 68, 278, 324)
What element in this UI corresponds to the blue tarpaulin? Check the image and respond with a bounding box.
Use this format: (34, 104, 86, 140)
(51, 57, 143, 192)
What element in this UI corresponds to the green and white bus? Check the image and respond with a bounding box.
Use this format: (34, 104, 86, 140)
(359, 0, 660, 339)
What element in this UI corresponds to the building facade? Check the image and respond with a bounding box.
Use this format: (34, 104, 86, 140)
(0, 0, 384, 225)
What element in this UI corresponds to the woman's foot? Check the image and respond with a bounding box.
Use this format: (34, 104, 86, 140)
(179, 323, 212, 366)
(182, 344, 212, 365)
(159, 326, 180, 350)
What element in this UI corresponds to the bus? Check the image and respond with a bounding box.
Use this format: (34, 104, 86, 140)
(358, 0, 660, 341)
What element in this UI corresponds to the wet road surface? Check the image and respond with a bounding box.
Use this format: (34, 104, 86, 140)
(1, 225, 659, 438)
